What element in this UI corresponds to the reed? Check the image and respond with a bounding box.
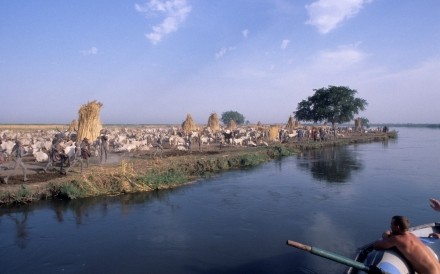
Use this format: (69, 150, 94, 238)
(181, 113, 197, 133)
(227, 120, 237, 130)
(77, 100, 103, 142)
(269, 125, 279, 141)
(207, 112, 220, 132)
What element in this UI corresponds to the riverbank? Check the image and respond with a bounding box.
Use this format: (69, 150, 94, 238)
(0, 132, 396, 205)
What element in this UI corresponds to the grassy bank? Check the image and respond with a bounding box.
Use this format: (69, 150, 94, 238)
(0, 132, 395, 205)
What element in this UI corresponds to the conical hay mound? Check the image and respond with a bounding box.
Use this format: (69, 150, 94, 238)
(227, 120, 237, 130)
(286, 116, 296, 132)
(67, 119, 78, 132)
(355, 118, 362, 130)
(269, 125, 279, 141)
(77, 100, 103, 142)
(182, 113, 197, 133)
(207, 112, 220, 132)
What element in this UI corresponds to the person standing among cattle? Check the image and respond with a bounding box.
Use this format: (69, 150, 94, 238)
(80, 137, 91, 161)
(69, 138, 91, 173)
(153, 134, 164, 158)
(44, 136, 67, 173)
(186, 135, 192, 153)
(100, 129, 109, 163)
(3, 140, 28, 183)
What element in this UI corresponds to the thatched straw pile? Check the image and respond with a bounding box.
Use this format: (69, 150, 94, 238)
(286, 116, 296, 132)
(182, 113, 197, 133)
(207, 112, 220, 132)
(269, 125, 279, 141)
(67, 119, 78, 132)
(227, 120, 237, 130)
(77, 100, 103, 142)
(355, 118, 362, 130)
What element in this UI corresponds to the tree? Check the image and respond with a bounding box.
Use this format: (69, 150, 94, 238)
(294, 86, 368, 127)
(221, 111, 245, 125)
(359, 117, 370, 128)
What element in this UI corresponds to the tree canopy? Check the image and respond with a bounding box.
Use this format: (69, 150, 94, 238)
(294, 86, 368, 127)
(221, 111, 245, 125)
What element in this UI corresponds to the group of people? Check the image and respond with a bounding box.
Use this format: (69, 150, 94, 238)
(1, 129, 110, 183)
(1, 139, 28, 183)
(372, 198, 440, 274)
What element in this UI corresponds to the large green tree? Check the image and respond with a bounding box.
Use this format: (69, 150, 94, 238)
(294, 86, 368, 127)
(221, 111, 245, 125)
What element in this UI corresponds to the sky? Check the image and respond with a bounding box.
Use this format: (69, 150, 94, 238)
(1, 0, 439, 125)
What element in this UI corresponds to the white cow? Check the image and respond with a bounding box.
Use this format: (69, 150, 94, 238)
(33, 149, 49, 162)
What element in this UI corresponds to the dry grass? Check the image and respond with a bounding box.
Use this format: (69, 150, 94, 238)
(77, 100, 103, 142)
(0, 124, 68, 131)
(207, 112, 220, 132)
(68, 119, 78, 132)
(227, 120, 237, 130)
(286, 116, 298, 132)
(269, 125, 279, 141)
(182, 113, 197, 133)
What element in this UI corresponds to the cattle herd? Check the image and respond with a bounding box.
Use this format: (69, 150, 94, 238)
(0, 124, 387, 177)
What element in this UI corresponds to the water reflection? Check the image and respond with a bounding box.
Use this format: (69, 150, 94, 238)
(6, 209, 29, 249)
(296, 146, 363, 183)
(0, 187, 186, 249)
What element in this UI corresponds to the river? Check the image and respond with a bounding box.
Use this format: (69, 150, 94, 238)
(1, 127, 439, 274)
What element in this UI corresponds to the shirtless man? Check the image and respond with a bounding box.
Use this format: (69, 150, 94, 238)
(373, 215, 440, 274)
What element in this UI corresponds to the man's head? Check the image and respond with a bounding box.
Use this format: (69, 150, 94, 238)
(391, 215, 410, 234)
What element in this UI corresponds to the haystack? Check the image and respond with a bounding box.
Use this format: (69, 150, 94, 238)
(256, 121, 264, 131)
(286, 116, 295, 132)
(355, 118, 362, 130)
(227, 120, 237, 130)
(77, 100, 103, 142)
(207, 112, 220, 132)
(67, 119, 78, 132)
(182, 113, 197, 133)
(269, 125, 279, 141)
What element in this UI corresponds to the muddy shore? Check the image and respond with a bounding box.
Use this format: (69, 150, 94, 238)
(0, 132, 395, 205)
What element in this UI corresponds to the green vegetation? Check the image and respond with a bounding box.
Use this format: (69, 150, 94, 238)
(359, 117, 370, 128)
(294, 86, 368, 127)
(221, 110, 245, 125)
(138, 168, 187, 190)
(387, 130, 398, 139)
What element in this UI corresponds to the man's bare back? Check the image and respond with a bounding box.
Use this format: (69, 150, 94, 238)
(374, 216, 440, 274)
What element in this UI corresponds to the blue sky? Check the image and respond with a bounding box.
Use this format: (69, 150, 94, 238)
(1, 0, 439, 125)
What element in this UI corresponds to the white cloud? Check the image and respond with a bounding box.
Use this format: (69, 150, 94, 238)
(305, 0, 372, 34)
(281, 39, 290, 49)
(80, 47, 98, 56)
(215, 46, 236, 60)
(311, 43, 367, 70)
(135, 0, 191, 45)
(242, 29, 249, 38)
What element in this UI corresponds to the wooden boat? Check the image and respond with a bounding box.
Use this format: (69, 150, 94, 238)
(345, 222, 440, 274)
(287, 222, 440, 274)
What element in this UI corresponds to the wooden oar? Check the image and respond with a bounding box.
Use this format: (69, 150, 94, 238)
(286, 240, 387, 274)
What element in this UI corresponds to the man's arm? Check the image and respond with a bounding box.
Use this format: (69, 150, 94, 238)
(373, 236, 397, 250)
(430, 198, 440, 212)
